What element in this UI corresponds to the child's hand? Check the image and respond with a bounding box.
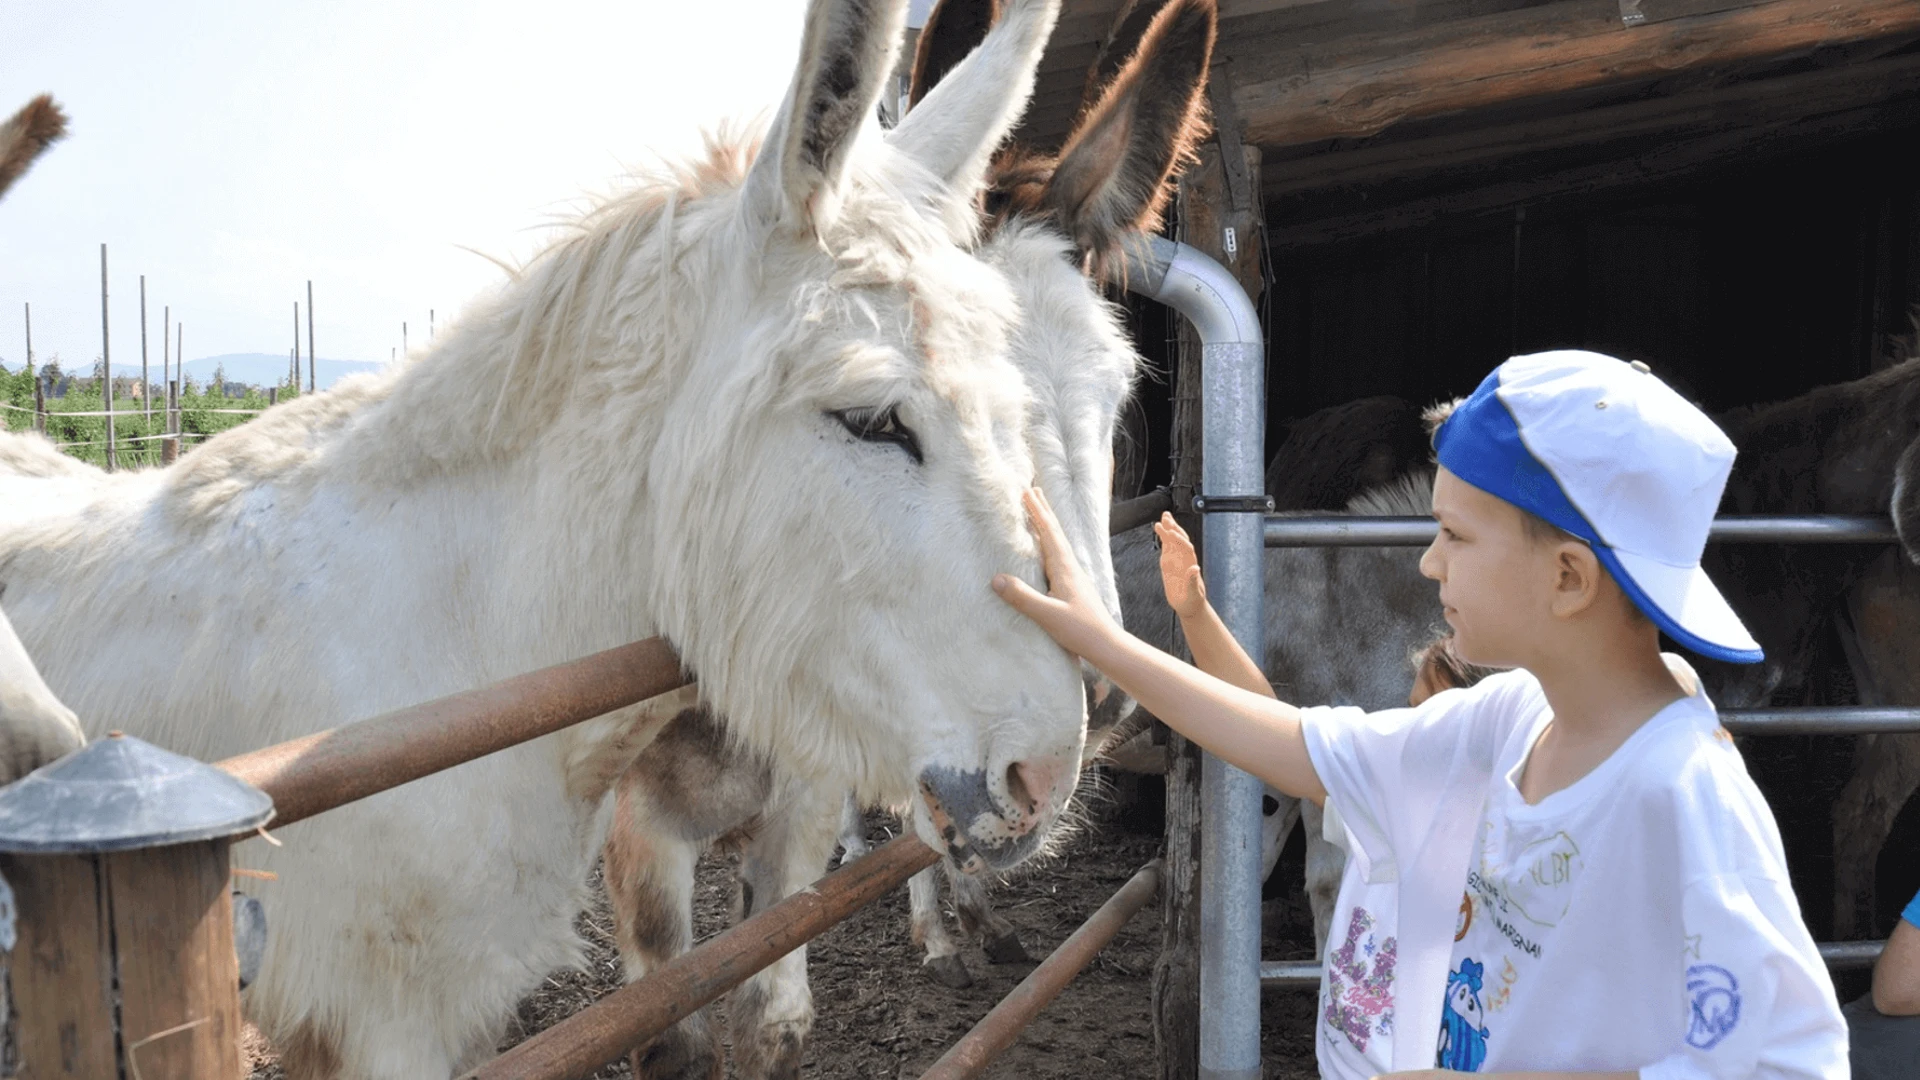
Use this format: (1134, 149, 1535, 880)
(992, 488, 1117, 660)
(1154, 512, 1209, 620)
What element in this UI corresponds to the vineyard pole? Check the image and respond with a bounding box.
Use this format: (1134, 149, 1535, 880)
(100, 243, 115, 472)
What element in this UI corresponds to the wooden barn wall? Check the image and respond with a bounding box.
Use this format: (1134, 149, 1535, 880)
(1125, 124, 1920, 496)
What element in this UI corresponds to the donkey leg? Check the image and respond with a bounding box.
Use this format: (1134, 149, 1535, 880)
(729, 786, 839, 1080)
(911, 866, 973, 987)
(950, 864, 1029, 964)
(836, 790, 870, 865)
(1300, 799, 1345, 959)
(604, 788, 721, 1080)
(1834, 552, 1920, 937)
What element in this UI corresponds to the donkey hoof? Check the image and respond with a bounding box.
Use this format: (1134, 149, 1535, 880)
(982, 931, 1031, 964)
(736, 1020, 807, 1080)
(630, 1029, 722, 1080)
(924, 954, 973, 988)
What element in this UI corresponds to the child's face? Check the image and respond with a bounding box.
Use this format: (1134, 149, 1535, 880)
(1419, 467, 1561, 669)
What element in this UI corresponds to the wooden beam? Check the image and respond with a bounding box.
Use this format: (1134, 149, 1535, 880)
(1265, 89, 1920, 248)
(1232, 0, 1920, 148)
(1260, 47, 1920, 201)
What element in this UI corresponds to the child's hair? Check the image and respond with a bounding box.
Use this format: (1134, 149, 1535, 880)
(1520, 509, 1577, 546)
(1411, 630, 1501, 697)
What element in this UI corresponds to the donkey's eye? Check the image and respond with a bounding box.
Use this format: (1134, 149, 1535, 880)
(830, 406, 923, 464)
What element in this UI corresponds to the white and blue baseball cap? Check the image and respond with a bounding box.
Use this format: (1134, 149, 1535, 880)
(1434, 349, 1763, 664)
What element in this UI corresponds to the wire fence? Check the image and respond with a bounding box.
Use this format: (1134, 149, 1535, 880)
(0, 373, 290, 469)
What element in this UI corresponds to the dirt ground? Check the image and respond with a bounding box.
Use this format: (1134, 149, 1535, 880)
(245, 788, 1324, 1079)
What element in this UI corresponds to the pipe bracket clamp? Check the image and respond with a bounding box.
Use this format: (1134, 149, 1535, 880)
(1191, 494, 1274, 513)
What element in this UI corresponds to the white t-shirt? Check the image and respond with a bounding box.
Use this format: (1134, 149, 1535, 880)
(1301, 664, 1848, 1078)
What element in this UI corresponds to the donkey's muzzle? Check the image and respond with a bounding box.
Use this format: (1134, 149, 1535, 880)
(917, 752, 1075, 872)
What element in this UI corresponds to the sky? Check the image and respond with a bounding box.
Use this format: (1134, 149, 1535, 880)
(0, 0, 937, 374)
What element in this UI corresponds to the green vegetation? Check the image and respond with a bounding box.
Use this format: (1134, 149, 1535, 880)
(1, 362, 297, 469)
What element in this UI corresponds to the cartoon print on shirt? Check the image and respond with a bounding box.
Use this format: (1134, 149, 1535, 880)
(1324, 906, 1397, 1052)
(1684, 964, 1741, 1050)
(1456, 891, 1473, 941)
(1436, 957, 1491, 1071)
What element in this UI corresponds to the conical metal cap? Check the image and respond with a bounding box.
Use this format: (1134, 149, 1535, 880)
(0, 733, 273, 853)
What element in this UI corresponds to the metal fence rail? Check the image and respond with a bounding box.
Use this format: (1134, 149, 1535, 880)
(921, 861, 1163, 1080)
(462, 834, 940, 1080)
(1253, 512, 1913, 1010)
(1722, 707, 1920, 734)
(217, 638, 688, 828)
(1263, 514, 1900, 548)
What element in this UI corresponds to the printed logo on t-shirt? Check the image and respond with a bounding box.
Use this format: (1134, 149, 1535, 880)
(1324, 905, 1396, 1053)
(1684, 964, 1741, 1050)
(1455, 892, 1472, 941)
(1507, 831, 1581, 927)
(1435, 957, 1491, 1072)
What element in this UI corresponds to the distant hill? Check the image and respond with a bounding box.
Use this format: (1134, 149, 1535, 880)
(177, 354, 385, 391)
(1, 352, 385, 391)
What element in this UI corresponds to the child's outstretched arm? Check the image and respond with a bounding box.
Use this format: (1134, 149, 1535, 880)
(993, 489, 1326, 804)
(1155, 512, 1274, 700)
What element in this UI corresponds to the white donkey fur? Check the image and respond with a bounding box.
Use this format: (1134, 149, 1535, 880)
(0, 0, 1151, 1072)
(0, 602, 85, 785)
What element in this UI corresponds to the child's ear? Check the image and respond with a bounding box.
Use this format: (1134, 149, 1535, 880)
(1550, 543, 1604, 619)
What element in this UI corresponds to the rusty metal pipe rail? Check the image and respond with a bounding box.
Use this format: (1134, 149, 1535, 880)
(217, 638, 687, 829)
(920, 860, 1163, 1080)
(463, 834, 940, 1080)
(1259, 939, 1886, 986)
(1262, 514, 1899, 548)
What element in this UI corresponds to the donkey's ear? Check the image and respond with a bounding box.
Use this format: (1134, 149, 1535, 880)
(1039, 0, 1213, 267)
(745, 0, 910, 238)
(1078, 0, 1161, 120)
(907, 0, 1001, 108)
(0, 95, 68, 204)
(890, 0, 1058, 207)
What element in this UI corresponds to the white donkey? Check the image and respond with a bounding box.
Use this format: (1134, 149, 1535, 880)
(0, 0, 1149, 1072)
(602, 0, 1217, 1073)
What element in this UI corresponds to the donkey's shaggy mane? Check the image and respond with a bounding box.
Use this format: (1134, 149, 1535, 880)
(156, 125, 981, 533)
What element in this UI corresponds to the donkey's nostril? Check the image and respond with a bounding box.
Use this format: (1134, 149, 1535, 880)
(1005, 761, 1038, 817)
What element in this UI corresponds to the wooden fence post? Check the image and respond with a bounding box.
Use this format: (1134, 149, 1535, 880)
(307, 280, 316, 394)
(1153, 94, 1265, 1080)
(0, 732, 272, 1079)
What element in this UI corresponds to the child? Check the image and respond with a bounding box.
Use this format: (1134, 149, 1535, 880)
(1409, 631, 1500, 709)
(994, 350, 1847, 1078)
(1845, 883, 1920, 1079)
